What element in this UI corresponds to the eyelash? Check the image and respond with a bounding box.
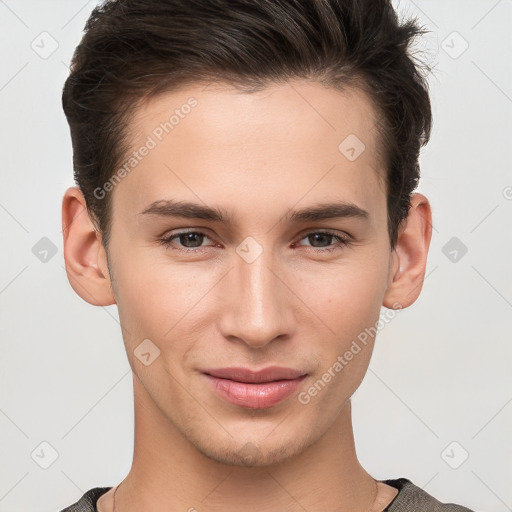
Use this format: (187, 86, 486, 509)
(158, 230, 351, 254)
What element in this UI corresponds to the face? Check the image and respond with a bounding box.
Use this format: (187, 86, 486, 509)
(101, 79, 396, 466)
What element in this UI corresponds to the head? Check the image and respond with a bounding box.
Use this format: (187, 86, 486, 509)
(62, 0, 433, 467)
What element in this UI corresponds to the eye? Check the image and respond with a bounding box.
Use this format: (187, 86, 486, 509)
(159, 231, 213, 251)
(294, 231, 351, 252)
(158, 229, 351, 253)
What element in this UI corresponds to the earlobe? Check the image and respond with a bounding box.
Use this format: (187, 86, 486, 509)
(382, 193, 432, 309)
(62, 186, 116, 306)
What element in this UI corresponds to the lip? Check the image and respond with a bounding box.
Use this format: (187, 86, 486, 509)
(202, 366, 308, 409)
(203, 366, 306, 383)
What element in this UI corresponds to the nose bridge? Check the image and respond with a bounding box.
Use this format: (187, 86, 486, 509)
(220, 243, 292, 347)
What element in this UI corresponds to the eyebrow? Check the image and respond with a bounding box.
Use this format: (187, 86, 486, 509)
(138, 199, 369, 224)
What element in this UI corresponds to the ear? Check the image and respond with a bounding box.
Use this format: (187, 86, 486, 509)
(382, 193, 432, 309)
(62, 186, 116, 306)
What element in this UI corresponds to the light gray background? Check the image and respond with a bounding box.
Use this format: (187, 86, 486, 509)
(0, 1, 511, 511)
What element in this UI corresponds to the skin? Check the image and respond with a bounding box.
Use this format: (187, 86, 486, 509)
(62, 79, 432, 512)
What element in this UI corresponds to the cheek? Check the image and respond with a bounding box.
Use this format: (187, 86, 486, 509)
(112, 251, 225, 349)
(294, 249, 390, 391)
(294, 264, 388, 414)
(298, 252, 389, 338)
(336, 267, 386, 332)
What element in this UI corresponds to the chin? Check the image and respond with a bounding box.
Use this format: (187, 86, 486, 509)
(192, 431, 308, 468)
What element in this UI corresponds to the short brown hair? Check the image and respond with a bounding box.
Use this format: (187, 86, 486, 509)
(62, 0, 432, 251)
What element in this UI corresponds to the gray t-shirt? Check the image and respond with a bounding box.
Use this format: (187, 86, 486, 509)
(59, 478, 475, 511)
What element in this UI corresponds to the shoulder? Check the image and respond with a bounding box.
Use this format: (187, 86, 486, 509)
(382, 478, 475, 512)
(59, 487, 112, 512)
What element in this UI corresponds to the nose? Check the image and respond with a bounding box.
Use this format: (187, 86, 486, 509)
(218, 248, 296, 349)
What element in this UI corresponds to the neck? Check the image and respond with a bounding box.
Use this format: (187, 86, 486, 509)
(116, 374, 381, 512)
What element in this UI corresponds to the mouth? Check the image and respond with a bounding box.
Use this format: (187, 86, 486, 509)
(202, 366, 308, 409)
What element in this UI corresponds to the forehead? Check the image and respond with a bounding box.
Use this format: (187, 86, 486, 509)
(113, 79, 386, 222)
(132, 79, 380, 152)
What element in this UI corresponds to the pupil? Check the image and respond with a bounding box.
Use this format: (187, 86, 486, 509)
(182, 233, 203, 247)
(178, 233, 333, 249)
(310, 233, 330, 247)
